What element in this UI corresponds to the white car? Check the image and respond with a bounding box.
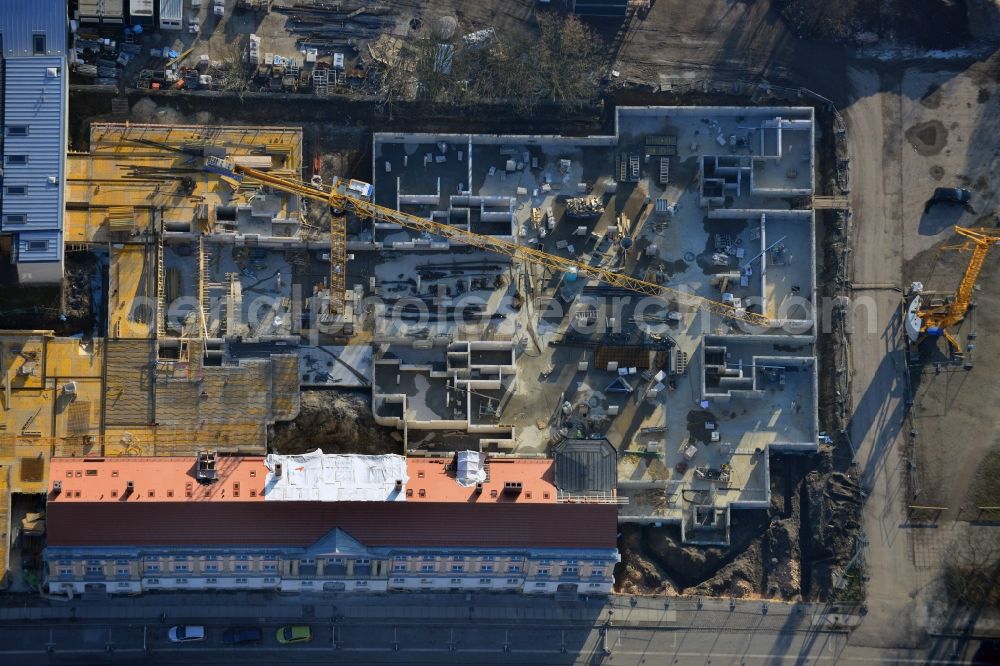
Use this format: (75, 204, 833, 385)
(168, 625, 206, 643)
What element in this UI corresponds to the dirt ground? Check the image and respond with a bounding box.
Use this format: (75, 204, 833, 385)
(905, 231, 1000, 521)
(0, 252, 97, 334)
(270, 390, 401, 455)
(615, 450, 862, 602)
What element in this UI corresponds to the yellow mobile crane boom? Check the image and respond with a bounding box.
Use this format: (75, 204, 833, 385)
(916, 225, 1000, 351)
(219, 160, 775, 328)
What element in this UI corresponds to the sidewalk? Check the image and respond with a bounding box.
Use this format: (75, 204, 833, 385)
(0, 592, 861, 633)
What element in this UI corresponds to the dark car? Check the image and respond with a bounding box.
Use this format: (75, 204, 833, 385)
(924, 187, 973, 213)
(222, 627, 263, 645)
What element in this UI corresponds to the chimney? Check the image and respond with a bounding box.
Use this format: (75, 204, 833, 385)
(52, 481, 62, 497)
(124, 480, 134, 497)
(274, 462, 283, 478)
(503, 481, 523, 495)
(395, 479, 403, 492)
(475, 482, 484, 495)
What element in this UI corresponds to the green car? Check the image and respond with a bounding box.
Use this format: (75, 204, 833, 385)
(276, 625, 312, 644)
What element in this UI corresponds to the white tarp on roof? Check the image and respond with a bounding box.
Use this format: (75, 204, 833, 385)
(264, 449, 408, 501)
(455, 450, 487, 487)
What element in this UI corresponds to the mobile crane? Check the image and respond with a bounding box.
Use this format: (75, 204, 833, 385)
(206, 157, 780, 329)
(908, 226, 1000, 353)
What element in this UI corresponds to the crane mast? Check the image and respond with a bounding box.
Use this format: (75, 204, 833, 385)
(229, 163, 776, 328)
(916, 226, 1000, 351)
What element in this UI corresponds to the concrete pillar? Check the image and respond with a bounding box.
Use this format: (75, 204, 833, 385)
(347, 560, 355, 577)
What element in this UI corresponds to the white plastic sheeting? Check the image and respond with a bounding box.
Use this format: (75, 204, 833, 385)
(455, 450, 487, 487)
(264, 449, 408, 501)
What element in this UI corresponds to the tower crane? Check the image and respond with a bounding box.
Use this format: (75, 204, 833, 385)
(208, 158, 780, 329)
(909, 226, 1000, 353)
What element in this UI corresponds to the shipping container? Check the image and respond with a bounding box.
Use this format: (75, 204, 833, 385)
(129, 0, 154, 26)
(79, 0, 125, 24)
(158, 0, 182, 30)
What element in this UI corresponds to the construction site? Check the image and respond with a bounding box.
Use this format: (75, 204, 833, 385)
(0, 100, 831, 596)
(2, 4, 1000, 658)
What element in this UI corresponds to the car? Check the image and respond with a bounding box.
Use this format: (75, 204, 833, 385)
(167, 625, 206, 643)
(222, 626, 263, 645)
(924, 187, 973, 213)
(276, 625, 312, 644)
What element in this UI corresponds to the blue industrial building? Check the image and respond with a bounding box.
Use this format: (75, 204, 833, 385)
(0, 1, 68, 284)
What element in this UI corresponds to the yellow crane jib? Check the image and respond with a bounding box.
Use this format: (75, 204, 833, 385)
(916, 225, 1000, 351)
(216, 161, 782, 329)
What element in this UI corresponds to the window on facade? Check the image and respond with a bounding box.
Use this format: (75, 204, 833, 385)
(205, 578, 218, 584)
(174, 564, 189, 573)
(535, 582, 546, 587)
(147, 578, 160, 585)
(118, 582, 131, 588)
(451, 555, 464, 561)
(204, 564, 218, 573)
(236, 578, 249, 584)
(394, 565, 407, 572)
(450, 578, 461, 584)
(356, 581, 368, 587)
(26, 240, 49, 252)
(175, 578, 188, 584)
(115, 559, 130, 566)
(393, 577, 405, 584)
(479, 578, 491, 585)
(235, 564, 250, 572)
(300, 580, 312, 586)
(480, 565, 494, 573)
(6, 126, 28, 137)
(421, 564, 435, 573)
(6, 186, 27, 196)
(506, 578, 519, 584)
(263, 577, 276, 584)
(4, 214, 27, 225)
(145, 564, 161, 573)
(116, 568, 130, 577)
(58, 567, 73, 577)
(299, 558, 314, 564)
(451, 564, 463, 573)
(355, 559, 370, 565)
(539, 559, 551, 565)
(236, 554, 250, 561)
(5, 155, 27, 165)
(563, 566, 579, 576)
(33, 34, 45, 54)
(591, 569, 605, 577)
(482, 555, 495, 561)
(508, 565, 521, 573)
(422, 555, 435, 561)
(589, 583, 602, 588)
(537, 568, 549, 576)
(262, 563, 277, 572)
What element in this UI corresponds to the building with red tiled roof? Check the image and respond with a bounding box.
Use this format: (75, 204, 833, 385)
(43, 454, 620, 597)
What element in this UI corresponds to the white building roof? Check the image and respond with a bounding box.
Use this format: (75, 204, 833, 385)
(264, 450, 408, 502)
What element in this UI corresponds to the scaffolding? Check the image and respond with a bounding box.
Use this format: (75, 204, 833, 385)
(155, 237, 166, 338)
(312, 69, 329, 97)
(329, 215, 346, 316)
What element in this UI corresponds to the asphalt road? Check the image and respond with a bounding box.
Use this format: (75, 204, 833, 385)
(2, 618, 986, 665)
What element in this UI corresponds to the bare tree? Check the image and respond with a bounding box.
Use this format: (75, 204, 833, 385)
(214, 38, 251, 95)
(534, 12, 604, 104)
(943, 529, 1000, 608)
